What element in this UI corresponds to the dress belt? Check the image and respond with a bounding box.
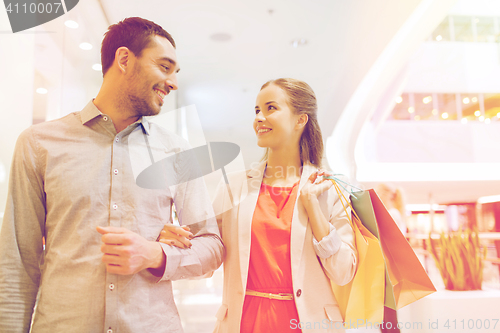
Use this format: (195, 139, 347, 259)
(245, 289, 294, 301)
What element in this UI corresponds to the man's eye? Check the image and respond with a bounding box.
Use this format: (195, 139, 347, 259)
(162, 65, 170, 71)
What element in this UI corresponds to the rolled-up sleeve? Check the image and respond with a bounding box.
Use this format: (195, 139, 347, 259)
(313, 224, 342, 259)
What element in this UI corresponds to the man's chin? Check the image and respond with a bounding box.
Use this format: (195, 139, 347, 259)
(143, 104, 162, 117)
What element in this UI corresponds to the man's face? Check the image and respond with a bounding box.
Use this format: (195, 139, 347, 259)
(124, 35, 180, 117)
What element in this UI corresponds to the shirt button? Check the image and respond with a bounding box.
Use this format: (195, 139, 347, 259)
(109, 283, 115, 291)
(296, 289, 302, 297)
(113, 204, 118, 210)
(103, 116, 108, 121)
(113, 169, 118, 175)
(115, 137, 119, 143)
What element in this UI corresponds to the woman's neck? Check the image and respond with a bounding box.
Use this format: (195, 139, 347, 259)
(264, 148, 302, 186)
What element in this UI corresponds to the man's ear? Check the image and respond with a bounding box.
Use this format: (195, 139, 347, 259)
(115, 47, 132, 74)
(296, 114, 308, 130)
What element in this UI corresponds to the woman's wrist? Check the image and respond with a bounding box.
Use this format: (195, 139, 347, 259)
(300, 193, 319, 211)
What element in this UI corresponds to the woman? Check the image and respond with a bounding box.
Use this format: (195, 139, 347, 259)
(161, 78, 357, 333)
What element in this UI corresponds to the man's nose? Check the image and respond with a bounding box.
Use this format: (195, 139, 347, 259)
(166, 73, 178, 91)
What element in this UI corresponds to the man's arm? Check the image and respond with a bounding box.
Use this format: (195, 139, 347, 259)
(0, 128, 45, 332)
(158, 175, 224, 282)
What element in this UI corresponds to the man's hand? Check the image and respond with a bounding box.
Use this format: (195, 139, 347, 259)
(159, 224, 194, 249)
(96, 226, 166, 275)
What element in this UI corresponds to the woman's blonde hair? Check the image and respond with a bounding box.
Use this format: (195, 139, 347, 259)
(260, 78, 323, 167)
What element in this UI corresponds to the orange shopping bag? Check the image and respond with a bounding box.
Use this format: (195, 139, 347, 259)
(351, 189, 436, 310)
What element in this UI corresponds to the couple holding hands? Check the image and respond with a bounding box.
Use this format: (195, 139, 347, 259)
(0, 16, 356, 333)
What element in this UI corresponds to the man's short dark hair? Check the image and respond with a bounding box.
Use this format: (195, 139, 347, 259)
(101, 17, 176, 75)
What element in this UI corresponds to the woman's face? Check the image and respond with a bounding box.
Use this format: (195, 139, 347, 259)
(253, 84, 305, 149)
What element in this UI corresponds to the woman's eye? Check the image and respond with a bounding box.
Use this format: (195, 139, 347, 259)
(268, 105, 276, 110)
(255, 109, 260, 115)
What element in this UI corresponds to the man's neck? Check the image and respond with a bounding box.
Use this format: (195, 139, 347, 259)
(94, 90, 141, 133)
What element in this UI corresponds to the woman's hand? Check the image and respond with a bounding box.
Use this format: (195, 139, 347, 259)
(158, 224, 194, 249)
(299, 169, 333, 208)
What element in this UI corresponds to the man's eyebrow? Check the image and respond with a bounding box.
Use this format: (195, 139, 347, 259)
(159, 57, 181, 73)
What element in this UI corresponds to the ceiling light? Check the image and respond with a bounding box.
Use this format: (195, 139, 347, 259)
(64, 20, 79, 29)
(474, 110, 481, 117)
(463, 97, 470, 104)
(395, 96, 403, 104)
(36, 88, 48, 94)
(290, 39, 307, 48)
(461, 118, 468, 124)
(92, 63, 102, 71)
(497, 112, 500, 118)
(408, 107, 415, 114)
(79, 42, 92, 50)
(485, 118, 491, 124)
(471, 97, 478, 103)
(441, 112, 449, 119)
(479, 116, 485, 122)
(436, 35, 442, 41)
(431, 109, 438, 116)
(422, 96, 432, 104)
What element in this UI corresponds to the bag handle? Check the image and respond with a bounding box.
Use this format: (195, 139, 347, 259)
(330, 179, 363, 228)
(324, 175, 363, 192)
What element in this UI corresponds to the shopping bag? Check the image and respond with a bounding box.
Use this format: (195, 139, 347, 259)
(329, 181, 385, 324)
(351, 189, 436, 310)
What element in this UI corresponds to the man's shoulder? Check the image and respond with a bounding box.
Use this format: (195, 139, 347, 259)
(18, 112, 79, 142)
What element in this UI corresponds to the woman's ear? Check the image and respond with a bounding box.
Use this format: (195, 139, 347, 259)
(296, 114, 308, 130)
(115, 47, 132, 74)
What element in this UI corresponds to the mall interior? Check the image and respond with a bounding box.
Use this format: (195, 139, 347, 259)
(1, 0, 500, 332)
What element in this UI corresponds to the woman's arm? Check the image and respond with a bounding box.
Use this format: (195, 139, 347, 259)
(300, 172, 357, 286)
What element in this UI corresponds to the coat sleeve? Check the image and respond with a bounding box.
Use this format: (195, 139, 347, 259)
(0, 128, 46, 332)
(313, 180, 357, 286)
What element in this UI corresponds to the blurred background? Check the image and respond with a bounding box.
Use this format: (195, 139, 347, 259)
(1, 0, 500, 332)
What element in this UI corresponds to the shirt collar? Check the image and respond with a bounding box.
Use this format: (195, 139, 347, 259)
(80, 100, 151, 136)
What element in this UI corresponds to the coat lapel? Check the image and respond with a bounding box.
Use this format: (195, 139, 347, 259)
(290, 163, 317, 284)
(237, 161, 266, 293)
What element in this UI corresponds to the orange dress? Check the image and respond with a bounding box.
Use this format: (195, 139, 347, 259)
(240, 181, 302, 333)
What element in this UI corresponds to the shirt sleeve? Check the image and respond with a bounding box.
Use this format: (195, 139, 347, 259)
(158, 174, 224, 282)
(312, 224, 342, 258)
(0, 128, 46, 332)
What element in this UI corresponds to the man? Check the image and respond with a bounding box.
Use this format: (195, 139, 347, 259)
(0, 17, 223, 332)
